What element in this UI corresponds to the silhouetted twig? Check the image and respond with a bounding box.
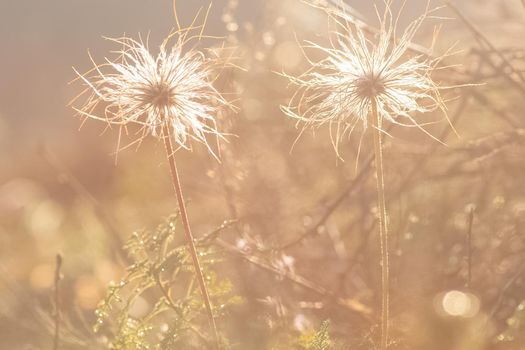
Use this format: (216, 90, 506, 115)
(446, 1, 525, 91)
(466, 206, 475, 289)
(215, 238, 374, 319)
(41, 147, 128, 264)
(274, 153, 374, 251)
(484, 266, 525, 332)
(53, 254, 62, 350)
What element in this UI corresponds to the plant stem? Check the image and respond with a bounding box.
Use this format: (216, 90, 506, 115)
(161, 124, 220, 350)
(466, 206, 475, 289)
(370, 100, 389, 350)
(53, 253, 62, 350)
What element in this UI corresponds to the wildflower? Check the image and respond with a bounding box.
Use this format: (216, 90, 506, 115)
(73, 32, 230, 156)
(281, 2, 457, 349)
(282, 0, 451, 156)
(72, 12, 233, 348)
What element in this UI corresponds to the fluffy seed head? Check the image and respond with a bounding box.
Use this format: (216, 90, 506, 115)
(282, 0, 452, 154)
(73, 29, 231, 157)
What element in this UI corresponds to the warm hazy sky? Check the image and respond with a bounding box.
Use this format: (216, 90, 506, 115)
(0, 0, 504, 175)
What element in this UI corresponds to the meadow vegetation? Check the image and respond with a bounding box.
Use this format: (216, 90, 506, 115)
(1, 0, 525, 349)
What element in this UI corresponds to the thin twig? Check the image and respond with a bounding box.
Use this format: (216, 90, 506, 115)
(446, 1, 525, 87)
(274, 153, 374, 251)
(215, 238, 374, 318)
(53, 254, 63, 350)
(466, 206, 475, 289)
(470, 91, 520, 128)
(333, 220, 375, 297)
(370, 100, 389, 350)
(472, 45, 525, 95)
(153, 271, 182, 317)
(274, 122, 398, 252)
(41, 148, 128, 264)
(161, 124, 220, 350)
(483, 266, 525, 332)
(387, 56, 487, 204)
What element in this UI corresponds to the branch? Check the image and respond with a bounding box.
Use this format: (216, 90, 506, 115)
(53, 254, 63, 350)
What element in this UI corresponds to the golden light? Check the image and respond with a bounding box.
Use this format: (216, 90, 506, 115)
(435, 290, 480, 318)
(29, 263, 55, 290)
(274, 41, 302, 70)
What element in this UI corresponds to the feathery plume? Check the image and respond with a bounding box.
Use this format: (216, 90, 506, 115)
(73, 28, 230, 157)
(72, 8, 233, 349)
(281, 2, 455, 349)
(282, 0, 451, 156)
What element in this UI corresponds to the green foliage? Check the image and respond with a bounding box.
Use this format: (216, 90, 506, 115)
(298, 320, 332, 350)
(94, 215, 241, 349)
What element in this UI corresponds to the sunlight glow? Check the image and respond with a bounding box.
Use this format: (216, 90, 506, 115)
(439, 290, 480, 318)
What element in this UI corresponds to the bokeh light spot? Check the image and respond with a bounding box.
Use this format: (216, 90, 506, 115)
(274, 41, 302, 70)
(437, 290, 480, 318)
(29, 263, 55, 290)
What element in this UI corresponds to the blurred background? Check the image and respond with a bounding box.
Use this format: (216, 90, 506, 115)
(1, 0, 525, 349)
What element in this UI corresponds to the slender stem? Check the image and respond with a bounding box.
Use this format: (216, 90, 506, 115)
(466, 206, 475, 289)
(53, 254, 62, 350)
(214, 237, 374, 318)
(161, 124, 220, 350)
(153, 271, 181, 317)
(370, 100, 389, 350)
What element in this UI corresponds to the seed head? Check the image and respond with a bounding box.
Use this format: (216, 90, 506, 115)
(282, 0, 452, 155)
(73, 30, 231, 157)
